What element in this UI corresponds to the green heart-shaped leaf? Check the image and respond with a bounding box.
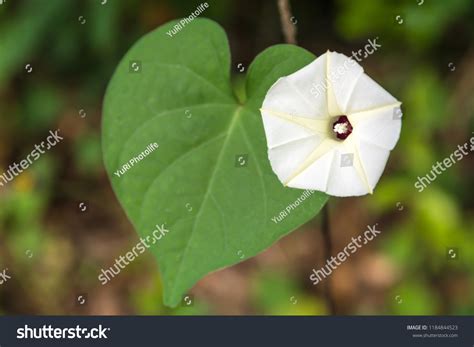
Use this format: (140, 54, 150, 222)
(102, 18, 328, 307)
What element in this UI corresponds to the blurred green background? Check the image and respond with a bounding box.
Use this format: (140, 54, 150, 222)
(0, 0, 473, 315)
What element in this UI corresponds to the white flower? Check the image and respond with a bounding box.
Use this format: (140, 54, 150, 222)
(260, 51, 402, 197)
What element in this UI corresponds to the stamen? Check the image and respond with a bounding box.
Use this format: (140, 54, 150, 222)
(332, 115, 353, 140)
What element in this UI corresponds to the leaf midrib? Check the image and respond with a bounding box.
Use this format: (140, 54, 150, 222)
(136, 131, 227, 227)
(238, 108, 267, 235)
(169, 105, 243, 297)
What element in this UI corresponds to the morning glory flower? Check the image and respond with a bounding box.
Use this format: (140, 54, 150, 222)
(260, 51, 402, 197)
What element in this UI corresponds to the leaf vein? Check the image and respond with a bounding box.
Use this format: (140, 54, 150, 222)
(170, 106, 243, 295)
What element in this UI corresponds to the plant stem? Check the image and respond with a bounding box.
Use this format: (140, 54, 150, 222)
(276, 0, 297, 45)
(321, 204, 337, 314)
(276, 0, 334, 314)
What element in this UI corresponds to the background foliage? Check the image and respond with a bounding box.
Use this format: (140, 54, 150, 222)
(0, 0, 473, 315)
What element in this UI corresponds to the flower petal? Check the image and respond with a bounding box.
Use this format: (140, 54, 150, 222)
(268, 135, 325, 185)
(355, 138, 391, 192)
(285, 148, 335, 192)
(262, 54, 329, 119)
(346, 73, 399, 114)
(261, 109, 317, 149)
(350, 105, 402, 150)
(284, 138, 339, 187)
(326, 51, 364, 115)
(324, 141, 370, 197)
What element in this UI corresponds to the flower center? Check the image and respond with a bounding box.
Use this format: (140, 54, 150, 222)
(332, 115, 353, 140)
